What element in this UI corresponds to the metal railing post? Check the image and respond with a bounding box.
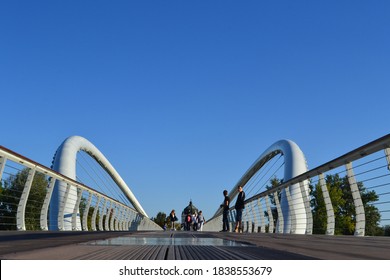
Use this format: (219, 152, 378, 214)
(82, 192, 93, 231)
(345, 162, 365, 236)
(0, 155, 6, 180)
(385, 148, 390, 170)
(265, 195, 273, 233)
(16, 168, 36, 231)
(318, 174, 335, 235)
(40, 177, 56, 231)
(91, 196, 101, 231)
(110, 205, 116, 231)
(105, 201, 112, 231)
(274, 191, 284, 233)
(72, 188, 83, 230)
(257, 198, 266, 233)
(284, 186, 296, 233)
(83, 192, 93, 231)
(58, 183, 71, 231)
(250, 201, 257, 232)
(299, 181, 313, 235)
(99, 198, 107, 231)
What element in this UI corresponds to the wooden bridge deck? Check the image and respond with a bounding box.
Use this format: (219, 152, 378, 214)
(1, 230, 389, 260)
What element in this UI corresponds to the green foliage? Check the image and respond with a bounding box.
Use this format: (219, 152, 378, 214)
(154, 211, 181, 230)
(310, 174, 382, 235)
(384, 225, 390, 236)
(79, 196, 101, 230)
(0, 168, 48, 230)
(153, 211, 167, 228)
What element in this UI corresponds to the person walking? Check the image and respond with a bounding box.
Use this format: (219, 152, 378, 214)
(169, 209, 178, 230)
(234, 185, 245, 233)
(192, 213, 198, 231)
(221, 189, 230, 232)
(197, 211, 205, 231)
(185, 212, 192, 231)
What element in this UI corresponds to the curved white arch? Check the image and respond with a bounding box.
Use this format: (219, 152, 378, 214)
(215, 139, 308, 234)
(49, 136, 148, 230)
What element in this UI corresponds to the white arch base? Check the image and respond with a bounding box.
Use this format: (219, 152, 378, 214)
(49, 136, 148, 231)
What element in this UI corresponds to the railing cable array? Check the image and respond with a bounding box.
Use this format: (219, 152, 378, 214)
(205, 134, 390, 236)
(0, 145, 161, 231)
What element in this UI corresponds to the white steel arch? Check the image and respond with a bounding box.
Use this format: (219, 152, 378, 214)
(215, 139, 308, 234)
(49, 136, 148, 231)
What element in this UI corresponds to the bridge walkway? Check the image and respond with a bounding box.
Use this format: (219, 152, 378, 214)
(1, 231, 389, 260)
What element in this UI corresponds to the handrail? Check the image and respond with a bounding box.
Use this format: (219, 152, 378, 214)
(246, 134, 390, 205)
(0, 144, 161, 231)
(205, 133, 390, 236)
(0, 145, 132, 211)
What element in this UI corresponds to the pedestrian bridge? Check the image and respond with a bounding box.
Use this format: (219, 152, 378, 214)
(1, 134, 390, 259)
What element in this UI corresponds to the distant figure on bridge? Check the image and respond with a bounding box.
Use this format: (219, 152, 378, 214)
(234, 185, 245, 233)
(192, 213, 198, 231)
(221, 189, 230, 232)
(197, 211, 205, 231)
(169, 209, 178, 230)
(185, 212, 192, 231)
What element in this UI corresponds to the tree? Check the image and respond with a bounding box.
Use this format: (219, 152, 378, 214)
(0, 168, 48, 230)
(310, 174, 345, 234)
(384, 225, 390, 236)
(310, 174, 382, 235)
(153, 211, 167, 229)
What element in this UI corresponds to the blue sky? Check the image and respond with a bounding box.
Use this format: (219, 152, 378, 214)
(1, 1, 389, 220)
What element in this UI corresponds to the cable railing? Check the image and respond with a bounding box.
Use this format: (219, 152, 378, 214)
(3, 134, 390, 236)
(0, 145, 161, 231)
(204, 134, 390, 236)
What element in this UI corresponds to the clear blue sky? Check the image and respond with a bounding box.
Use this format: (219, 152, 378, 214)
(1, 1, 389, 220)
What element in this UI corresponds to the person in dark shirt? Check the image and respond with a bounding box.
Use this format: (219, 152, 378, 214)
(234, 185, 245, 233)
(169, 209, 178, 231)
(221, 189, 230, 232)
